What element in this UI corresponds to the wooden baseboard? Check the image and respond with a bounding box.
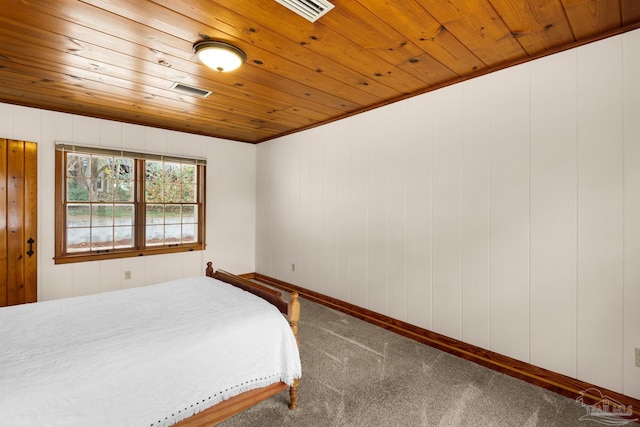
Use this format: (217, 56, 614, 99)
(249, 272, 640, 420)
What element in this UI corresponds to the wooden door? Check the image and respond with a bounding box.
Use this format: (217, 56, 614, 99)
(0, 139, 37, 306)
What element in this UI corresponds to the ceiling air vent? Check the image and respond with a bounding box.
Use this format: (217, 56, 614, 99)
(274, 0, 334, 23)
(170, 82, 212, 98)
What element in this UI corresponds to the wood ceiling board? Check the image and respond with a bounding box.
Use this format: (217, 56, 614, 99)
(622, 0, 640, 25)
(357, 0, 488, 76)
(415, 0, 529, 66)
(561, 0, 622, 39)
(0, 0, 637, 143)
(488, 0, 576, 55)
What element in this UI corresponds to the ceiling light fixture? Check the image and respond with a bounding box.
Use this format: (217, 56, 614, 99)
(193, 41, 246, 72)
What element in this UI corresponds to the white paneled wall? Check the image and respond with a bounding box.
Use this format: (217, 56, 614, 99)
(623, 28, 640, 400)
(0, 105, 256, 301)
(529, 48, 578, 379)
(255, 29, 640, 399)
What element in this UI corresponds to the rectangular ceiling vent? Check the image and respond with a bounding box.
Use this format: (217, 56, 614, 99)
(170, 82, 212, 98)
(274, 0, 334, 23)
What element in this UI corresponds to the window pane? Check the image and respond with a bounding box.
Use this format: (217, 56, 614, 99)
(165, 205, 181, 224)
(92, 205, 113, 227)
(115, 158, 133, 180)
(91, 227, 113, 250)
(92, 156, 114, 178)
(66, 152, 91, 202)
(181, 164, 196, 184)
(163, 184, 181, 203)
(182, 223, 196, 243)
(67, 178, 90, 202)
(182, 184, 196, 203)
(67, 227, 91, 252)
(164, 162, 180, 183)
(114, 180, 133, 202)
(91, 178, 114, 202)
(66, 153, 90, 177)
(146, 225, 164, 246)
(114, 204, 134, 226)
(182, 205, 196, 223)
(145, 161, 163, 202)
(165, 225, 181, 244)
(114, 226, 134, 248)
(146, 204, 164, 224)
(67, 205, 90, 227)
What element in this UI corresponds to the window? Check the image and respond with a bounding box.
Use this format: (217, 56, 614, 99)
(55, 144, 206, 264)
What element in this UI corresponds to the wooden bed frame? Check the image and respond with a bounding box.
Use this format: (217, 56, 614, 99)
(174, 262, 301, 426)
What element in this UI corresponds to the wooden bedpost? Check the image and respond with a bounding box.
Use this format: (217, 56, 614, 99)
(205, 262, 214, 277)
(289, 378, 299, 410)
(287, 292, 300, 410)
(288, 292, 300, 347)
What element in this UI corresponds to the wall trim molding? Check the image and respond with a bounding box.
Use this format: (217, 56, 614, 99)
(248, 272, 640, 419)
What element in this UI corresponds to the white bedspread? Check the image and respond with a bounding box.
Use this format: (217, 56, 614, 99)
(0, 276, 301, 427)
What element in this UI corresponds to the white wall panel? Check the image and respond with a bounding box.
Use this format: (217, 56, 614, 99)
(322, 133, 339, 297)
(336, 119, 352, 302)
(121, 122, 146, 152)
(461, 77, 491, 350)
(404, 95, 433, 330)
(255, 142, 272, 275)
(72, 115, 100, 145)
(489, 66, 530, 363)
(40, 111, 71, 300)
(273, 139, 291, 281)
(368, 107, 390, 314)
(72, 261, 101, 296)
(288, 137, 302, 286)
(623, 28, 640, 398)
(100, 120, 123, 148)
(145, 126, 168, 154)
(529, 49, 578, 377)
(0, 103, 14, 136)
(298, 137, 311, 289)
(13, 106, 41, 143)
(431, 85, 463, 340)
(348, 115, 370, 308)
(307, 131, 324, 293)
(203, 139, 256, 275)
(386, 104, 408, 321)
(42, 263, 73, 300)
(576, 36, 624, 392)
(100, 258, 124, 293)
(144, 254, 169, 286)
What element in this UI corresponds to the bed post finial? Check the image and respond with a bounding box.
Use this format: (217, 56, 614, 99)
(206, 262, 214, 277)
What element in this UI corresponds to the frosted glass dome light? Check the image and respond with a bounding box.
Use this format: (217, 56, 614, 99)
(194, 41, 246, 73)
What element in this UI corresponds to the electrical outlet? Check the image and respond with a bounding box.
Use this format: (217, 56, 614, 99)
(291, 263, 295, 272)
(636, 348, 640, 368)
(124, 271, 132, 280)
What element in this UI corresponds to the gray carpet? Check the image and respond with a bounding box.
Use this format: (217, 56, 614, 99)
(220, 296, 633, 426)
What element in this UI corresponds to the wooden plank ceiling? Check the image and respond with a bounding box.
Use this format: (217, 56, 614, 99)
(0, 0, 639, 143)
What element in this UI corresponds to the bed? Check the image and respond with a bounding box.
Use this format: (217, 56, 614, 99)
(0, 262, 301, 426)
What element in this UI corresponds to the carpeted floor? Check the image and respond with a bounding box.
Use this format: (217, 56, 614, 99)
(220, 296, 635, 426)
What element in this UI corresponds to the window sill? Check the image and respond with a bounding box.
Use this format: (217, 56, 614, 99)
(54, 244, 205, 264)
